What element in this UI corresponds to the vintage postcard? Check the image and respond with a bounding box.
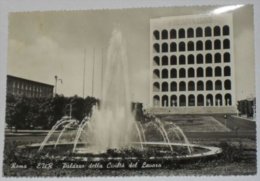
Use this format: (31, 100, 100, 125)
(0, 2, 258, 178)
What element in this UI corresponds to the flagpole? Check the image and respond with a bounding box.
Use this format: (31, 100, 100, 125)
(92, 48, 95, 97)
(83, 48, 86, 98)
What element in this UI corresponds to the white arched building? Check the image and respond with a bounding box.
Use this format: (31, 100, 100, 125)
(149, 13, 237, 114)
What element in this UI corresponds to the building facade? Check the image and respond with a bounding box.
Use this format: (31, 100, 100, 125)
(7, 75, 54, 98)
(149, 13, 237, 114)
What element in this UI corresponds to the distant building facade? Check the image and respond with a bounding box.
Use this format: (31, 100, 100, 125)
(149, 13, 237, 114)
(7, 75, 54, 98)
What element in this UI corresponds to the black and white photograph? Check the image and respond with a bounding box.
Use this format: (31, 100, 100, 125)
(0, 1, 258, 178)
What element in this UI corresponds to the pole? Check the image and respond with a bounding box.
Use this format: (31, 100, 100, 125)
(101, 48, 104, 99)
(54, 75, 57, 96)
(92, 48, 95, 97)
(83, 48, 86, 98)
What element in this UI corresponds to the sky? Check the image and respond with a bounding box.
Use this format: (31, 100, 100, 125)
(7, 5, 255, 106)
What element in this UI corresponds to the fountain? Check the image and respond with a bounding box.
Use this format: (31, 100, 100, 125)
(17, 29, 222, 168)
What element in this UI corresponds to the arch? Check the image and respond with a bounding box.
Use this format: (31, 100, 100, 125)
(170, 81, 177, 91)
(153, 43, 160, 53)
(162, 43, 168, 53)
(215, 66, 222, 77)
(206, 94, 213, 106)
(162, 56, 168, 65)
(214, 53, 221, 63)
(170, 29, 177, 39)
(206, 80, 213, 90)
(170, 68, 177, 78)
(170, 95, 177, 107)
(170, 42, 177, 52)
(153, 69, 160, 79)
(205, 53, 212, 63)
(153, 82, 160, 92)
(205, 26, 212, 37)
(196, 40, 203, 50)
(196, 54, 203, 64)
(162, 69, 168, 79)
(225, 93, 232, 106)
(179, 68, 186, 78)
(206, 67, 213, 77)
(197, 81, 204, 91)
(223, 25, 230, 36)
(197, 94, 204, 106)
(188, 55, 195, 64)
(161, 29, 168, 39)
(205, 40, 212, 50)
(153, 30, 160, 40)
(214, 26, 221, 36)
(179, 55, 186, 65)
(224, 52, 231, 62)
(188, 41, 194, 51)
(162, 95, 169, 107)
(215, 94, 222, 106)
(224, 66, 231, 76)
(153, 56, 160, 66)
(162, 82, 168, 92)
(215, 80, 222, 90)
(179, 81, 186, 91)
(188, 81, 195, 91)
(197, 67, 204, 77)
(188, 95, 195, 106)
(223, 39, 230, 49)
(196, 27, 203, 37)
(179, 28, 185, 38)
(224, 80, 231, 90)
(188, 68, 195, 77)
(170, 55, 177, 65)
(153, 95, 160, 107)
(214, 39, 221, 49)
(187, 28, 194, 38)
(179, 95, 186, 107)
(179, 41, 185, 51)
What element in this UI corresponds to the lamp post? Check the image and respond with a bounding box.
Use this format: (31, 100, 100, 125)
(54, 75, 63, 96)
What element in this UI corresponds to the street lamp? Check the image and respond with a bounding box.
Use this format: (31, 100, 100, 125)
(54, 75, 63, 96)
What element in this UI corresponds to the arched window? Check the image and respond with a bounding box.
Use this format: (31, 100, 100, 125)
(170, 42, 177, 52)
(170, 55, 177, 65)
(162, 43, 168, 53)
(205, 27, 211, 37)
(188, 41, 194, 51)
(214, 39, 221, 49)
(197, 94, 204, 106)
(197, 67, 204, 77)
(188, 81, 195, 91)
(153, 56, 159, 66)
(196, 27, 203, 37)
(196, 41, 203, 50)
(171, 82, 177, 92)
(214, 53, 221, 63)
(179, 68, 186, 78)
(162, 82, 168, 92)
(224, 80, 231, 90)
(179, 42, 185, 52)
(206, 67, 212, 77)
(206, 94, 213, 106)
(153, 95, 160, 107)
(197, 81, 204, 91)
(162, 69, 168, 79)
(188, 55, 194, 64)
(170, 68, 177, 78)
(206, 53, 212, 64)
(179, 28, 185, 38)
(215, 80, 222, 90)
(223, 25, 230, 36)
(179, 55, 186, 65)
(162, 95, 169, 107)
(197, 54, 203, 64)
(188, 95, 195, 106)
(187, 28, 194, 38)
(205, 40, 212, 50)
(179, 95, 186, 107)
(153, 69, 160, 79)
(215, 94, 222, 106)
(153, 82, 160, 92)
(153, 43, 160, 53)
(170, 29, 176, 39)
(206, 80, 213, 90)
(188, 68, 195, 77)
(162, 56, 168, 65)
(179, 81, 186, 91)
(170, 95, 177, 107)
(223, 39, 230, 49)
(215, 67, 222, 77)
(214, 26, 221, 36)
(225, 94, 232, 106)
(224, 52, 230, 62)
(153, 30, 160, 40)
(224, 66, 231, 76)
(161, 30, 168, 39)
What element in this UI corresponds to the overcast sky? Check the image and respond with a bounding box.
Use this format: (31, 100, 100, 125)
(8, 5, 255, 106)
